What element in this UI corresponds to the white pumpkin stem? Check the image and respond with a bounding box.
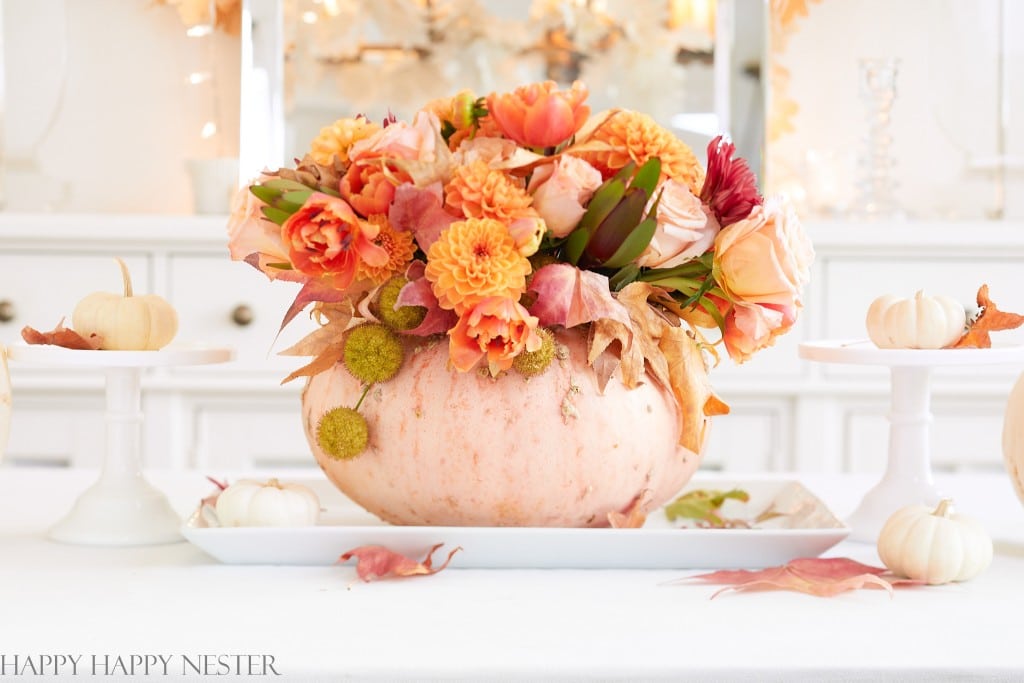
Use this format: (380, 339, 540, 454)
(932, 498, 954, 518)
(266, 478, 281, 489)
(115, 257, 133, 298)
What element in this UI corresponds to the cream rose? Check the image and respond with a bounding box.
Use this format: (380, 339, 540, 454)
(636, 180, 720, 269)
(713, 198, 813, 309)
(527, 156, 603, 238)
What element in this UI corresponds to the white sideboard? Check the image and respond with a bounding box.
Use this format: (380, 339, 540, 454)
(1, 214, 1022, 475)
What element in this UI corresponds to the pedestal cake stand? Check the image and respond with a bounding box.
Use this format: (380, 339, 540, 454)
(6, 344, 233, 546)
(799, 339, 1024, 542)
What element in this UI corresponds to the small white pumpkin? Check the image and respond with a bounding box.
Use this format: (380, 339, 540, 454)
(866, 291, 966, 349)
(215, 478, 321, 527)
(72, 258, 178, 350)
(1003, 372, 1024, 505)
(876, 499, 992, 584)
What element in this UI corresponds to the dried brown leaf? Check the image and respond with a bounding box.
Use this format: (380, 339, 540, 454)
(21, 320, 102, 350)
(607, 489, 652, 529)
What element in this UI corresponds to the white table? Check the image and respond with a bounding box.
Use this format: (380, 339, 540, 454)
(2, 468, 1024, 682)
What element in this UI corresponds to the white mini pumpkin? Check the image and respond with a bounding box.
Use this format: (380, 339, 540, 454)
(866, 291, 966, 349)
(72, 258, 178, 350)
(876, 499, 992, 584)
(215, 478, 321, 527)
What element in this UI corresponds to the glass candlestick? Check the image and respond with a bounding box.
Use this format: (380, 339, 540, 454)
(851, 58, 904, 221)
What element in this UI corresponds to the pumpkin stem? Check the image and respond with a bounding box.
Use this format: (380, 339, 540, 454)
(266, 478, 281, 489)
(933, 498, 954, 518)
(115, 257, 133, 298)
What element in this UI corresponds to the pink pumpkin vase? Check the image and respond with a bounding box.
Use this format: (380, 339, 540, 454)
(301, 328, 706, 527)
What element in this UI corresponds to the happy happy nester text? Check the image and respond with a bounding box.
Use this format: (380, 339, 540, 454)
(0, 654, 280, 677)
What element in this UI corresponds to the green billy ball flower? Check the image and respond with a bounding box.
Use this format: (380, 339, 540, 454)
(343, 323, 405, 384)
(513, 327, 556, 378)
(317, 407, 368, 460)
(376, 275, 426, 331)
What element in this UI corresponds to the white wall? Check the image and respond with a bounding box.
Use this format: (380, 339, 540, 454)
(2, 0, 240, 214)
(768, 0, 1024, 221)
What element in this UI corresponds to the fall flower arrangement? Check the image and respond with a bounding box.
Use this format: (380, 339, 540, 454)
(227, 80, 813, 461)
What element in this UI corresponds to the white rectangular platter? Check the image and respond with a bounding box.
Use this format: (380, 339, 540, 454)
(181, 478, 849, 569)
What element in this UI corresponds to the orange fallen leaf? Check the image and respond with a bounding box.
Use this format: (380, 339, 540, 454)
(682, 557, 922, 598)
(21, 320, 101, 350)
(339, 543, 461, 582)
(949, 285, 1024, 349)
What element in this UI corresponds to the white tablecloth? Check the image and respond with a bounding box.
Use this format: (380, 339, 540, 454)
(2, 468, 1024, 682)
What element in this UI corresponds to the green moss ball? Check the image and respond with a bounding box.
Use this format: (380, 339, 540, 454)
(343, 323, 405, 384)
(376, 276, 427, 331)
(317, 407, 369, 460)
(513, 328, 556, 378)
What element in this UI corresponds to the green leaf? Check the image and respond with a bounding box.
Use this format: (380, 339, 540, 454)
(264, 262, 294, 270)
(563, 228, 591, 266)
(585, 187, 649, 264)
(611, 161, 637, 185)
(664, 488, 750, 528)
(250, 184, 282, 205)
(630, 157, 661, 197)
(601, 216, 657, 269)
(577, 179, 626, 235)
(262, 178, 313, 193)
(282, 189, 313, 206)
(695, 295, 726, 330)
(261, 205, 293, 225)
(609, 263, 641, 291)
(644, 276, 702, 294)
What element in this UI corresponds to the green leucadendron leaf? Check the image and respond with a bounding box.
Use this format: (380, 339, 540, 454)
(664, 488, 750, 528)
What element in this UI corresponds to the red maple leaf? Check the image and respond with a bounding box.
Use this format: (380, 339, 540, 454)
(339, 543, 462, 582)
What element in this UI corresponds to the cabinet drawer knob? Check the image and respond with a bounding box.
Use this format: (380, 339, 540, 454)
(231, 304, 254, 327)
(0, 299, 14, 323)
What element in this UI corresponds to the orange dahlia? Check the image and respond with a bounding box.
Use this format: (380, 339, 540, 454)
(310, 116, 381, 165)
(425, 218, 531, 313)
(357, 214, 417, 284)
(445, 160, 535, 223)
(582, 111, 705, 195)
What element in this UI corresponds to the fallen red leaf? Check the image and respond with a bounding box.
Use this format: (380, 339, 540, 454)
(684, 557, 922, 598)
(339, 543, 462, 582)
(21, 320, 101, 350)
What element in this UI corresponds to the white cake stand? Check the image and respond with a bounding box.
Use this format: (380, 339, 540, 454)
(799, 339, 1024, 542)
(6, 344, 233, 546)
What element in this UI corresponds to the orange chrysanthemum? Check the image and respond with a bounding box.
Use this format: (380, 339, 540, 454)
(357, 214, 417, 284)
(310, 116, 381, 165)
(425, 218, 531, 313)
(582, 111, 705, 195)
(445, 160, 536, 223)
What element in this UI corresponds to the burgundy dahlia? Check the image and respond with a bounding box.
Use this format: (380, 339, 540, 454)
(700, 135, 762, 226)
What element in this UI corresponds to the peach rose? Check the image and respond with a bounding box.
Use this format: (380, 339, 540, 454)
(226, 180, 287, 267)
(713, 198, 813, 309)
(486, 80, 590, 149)
(449, 297, 541, 375)
(722, 301, 795, 364)
(527, 156, 603, 238)
(282, 193, 388, 290)
(452, 136, 519, 167)
(635, 180, 720, 269)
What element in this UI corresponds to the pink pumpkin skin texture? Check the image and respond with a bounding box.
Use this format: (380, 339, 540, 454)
(302, 328, 705, 527)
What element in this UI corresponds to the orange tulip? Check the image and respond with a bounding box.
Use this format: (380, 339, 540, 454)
(486, 80, 590, 149)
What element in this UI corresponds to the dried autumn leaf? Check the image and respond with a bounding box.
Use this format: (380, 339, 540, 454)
(949, 284, 1024, 349)
(608, 489, 652, 528)
(21, 320, 102, 350)
(339, 543, 462, 582)
(684, 557, 921, 598)
(660, 325, 729, 453)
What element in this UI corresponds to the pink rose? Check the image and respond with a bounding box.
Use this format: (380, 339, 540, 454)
(527, 156, 603, 238)
(282, 193, 388, 290)
(448, 297, 541, 375)
(226, 179, 297, 280)
(722, 301, 795, 364)
(635, 180, 720, 268)
(713, 198, 813, 310)
(453, 137, 520, 166)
